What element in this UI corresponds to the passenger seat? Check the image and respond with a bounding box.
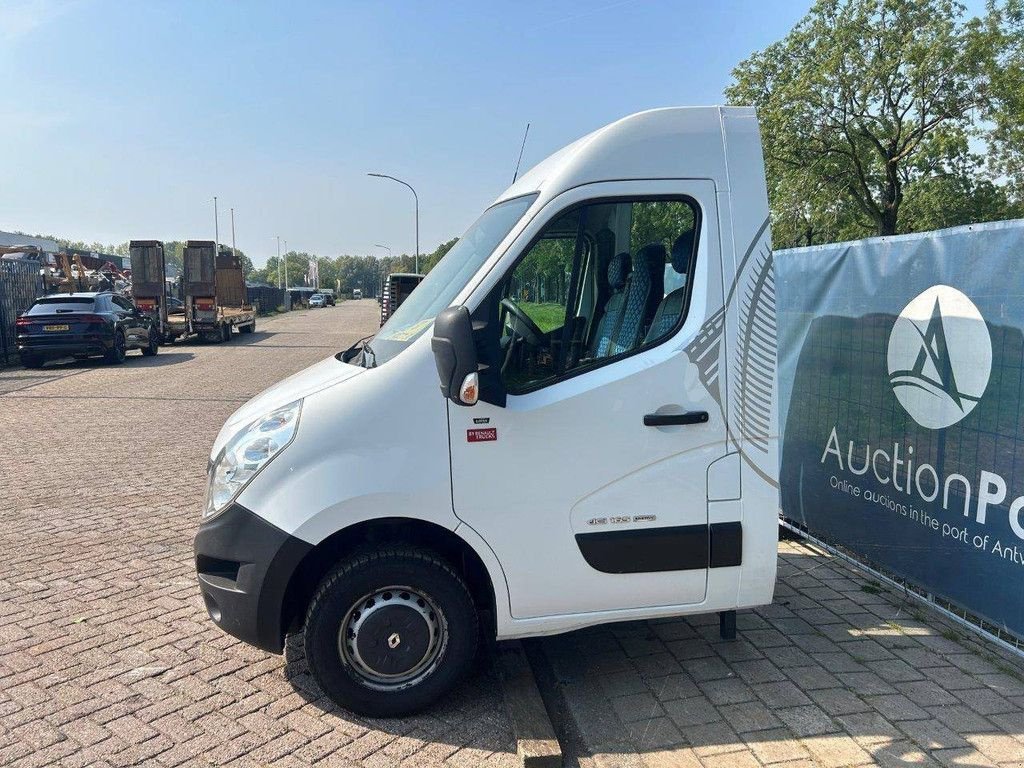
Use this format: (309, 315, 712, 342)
(645, 232, 694, 342)
(608, 242, 665, 355)
(590, 252, 631, 357)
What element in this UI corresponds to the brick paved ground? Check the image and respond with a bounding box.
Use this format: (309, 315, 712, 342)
(4, 299, 1023, 768)
(0, 301, 517, 768)
(537, 537, 1024, 768)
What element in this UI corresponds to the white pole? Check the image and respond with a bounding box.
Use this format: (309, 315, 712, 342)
(367, 174, 419, 273)
(275, 236, 281, 288)
(230, 207, 237, 261)
(283, 239, 288, 288)
(214, 196, 219, 254)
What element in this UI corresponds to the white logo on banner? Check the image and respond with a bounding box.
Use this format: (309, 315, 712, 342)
(887, 285, 991, 430)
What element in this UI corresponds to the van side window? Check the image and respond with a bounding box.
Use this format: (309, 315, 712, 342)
(497, 197, 699, 393)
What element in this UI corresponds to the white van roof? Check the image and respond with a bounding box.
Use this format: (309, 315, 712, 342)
(496, 106, 756, 204)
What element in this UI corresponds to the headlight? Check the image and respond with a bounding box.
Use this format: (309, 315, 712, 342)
(204, 399, 302, 520)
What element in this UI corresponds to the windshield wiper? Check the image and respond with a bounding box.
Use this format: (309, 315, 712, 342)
(339, 334, 374, 364)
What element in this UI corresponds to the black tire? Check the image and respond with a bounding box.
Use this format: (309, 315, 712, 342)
(221, 324, 231, 342)
(105, 332, 127, 364)
(20, 354, 44, 369)
(304, 548, 478, 717)
(141, 331, 159, 357)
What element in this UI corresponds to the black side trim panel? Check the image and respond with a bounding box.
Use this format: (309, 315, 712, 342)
(710, 521, 743, 568)
(575, 522, 743, 574)
(575, 524, 708, 574)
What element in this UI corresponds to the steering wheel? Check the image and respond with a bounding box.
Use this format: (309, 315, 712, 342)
(500, 298, 545, 347)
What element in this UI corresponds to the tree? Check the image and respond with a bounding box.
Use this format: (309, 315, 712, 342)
(236, 251, 254, 275)
(983, 0, 1024, 197)
(419, 238, 459, 273)
(726, 0, 1004, 244)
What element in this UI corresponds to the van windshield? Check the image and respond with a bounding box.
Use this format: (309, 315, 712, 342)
(366, 194, 537, 367)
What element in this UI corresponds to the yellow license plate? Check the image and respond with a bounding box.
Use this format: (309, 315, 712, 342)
(43, 324, 69, 332)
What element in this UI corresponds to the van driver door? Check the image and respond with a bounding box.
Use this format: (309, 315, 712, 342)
(447, 180, 730, 620)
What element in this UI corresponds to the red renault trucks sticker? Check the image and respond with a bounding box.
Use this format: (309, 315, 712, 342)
(467, 428, 497, 443)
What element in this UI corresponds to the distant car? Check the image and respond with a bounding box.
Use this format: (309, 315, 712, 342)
(167, 296, 185, 313)
(324, 293, 336, 306)
(15, 292, 159, 368)
(309, 294, 326, 308)
(352, 288, 363, 300)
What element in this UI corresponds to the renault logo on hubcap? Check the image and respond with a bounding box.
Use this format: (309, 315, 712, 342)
(387, 632, 401, 649)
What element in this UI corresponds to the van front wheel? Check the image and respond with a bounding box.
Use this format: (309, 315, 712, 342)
(303, 548, 478, 717)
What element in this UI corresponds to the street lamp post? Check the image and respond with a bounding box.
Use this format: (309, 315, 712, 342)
(273, 236, 281, 288)
(367, 173, 419, 274)
(283, 239, 289, 288)
(373, 243, 392, 258)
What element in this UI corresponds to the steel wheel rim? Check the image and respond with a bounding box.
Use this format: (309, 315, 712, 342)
(338, 585, 447, 690)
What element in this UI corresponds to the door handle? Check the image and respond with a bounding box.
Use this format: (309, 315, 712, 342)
(644, 411, 709, 426)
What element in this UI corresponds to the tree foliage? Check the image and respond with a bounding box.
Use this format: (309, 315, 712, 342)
(727, 0, 1024, 247)
(983, 0, 1024, 196)
(246, 238, 467, 296)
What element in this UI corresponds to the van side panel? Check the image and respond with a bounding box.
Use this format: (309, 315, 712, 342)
(721, 110, 779, 608)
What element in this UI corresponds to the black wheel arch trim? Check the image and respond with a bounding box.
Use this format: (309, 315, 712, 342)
(195, 509, 502, 655)
(194, 503, 312, 654)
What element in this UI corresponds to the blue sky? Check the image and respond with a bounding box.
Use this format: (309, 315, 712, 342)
(0, 0, 988, 266)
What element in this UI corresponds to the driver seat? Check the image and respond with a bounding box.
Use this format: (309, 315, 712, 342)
(590, 252, 631, 357)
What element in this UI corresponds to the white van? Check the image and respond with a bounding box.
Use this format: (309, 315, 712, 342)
(195, 107, 779, 717)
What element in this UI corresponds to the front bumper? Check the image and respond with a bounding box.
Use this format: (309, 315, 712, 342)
(194, 503, 312, 653)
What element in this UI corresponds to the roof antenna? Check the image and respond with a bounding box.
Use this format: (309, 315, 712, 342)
(512, 122, 530, 184)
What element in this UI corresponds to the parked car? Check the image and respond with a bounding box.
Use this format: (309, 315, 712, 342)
(320, 289, 336, 306)
(309, 294, 326, 308)
(351, 288, 362, 300)
(16, 292, 159, 368)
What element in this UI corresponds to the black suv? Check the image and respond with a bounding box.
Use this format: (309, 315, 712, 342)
(16, 292, 159, 368)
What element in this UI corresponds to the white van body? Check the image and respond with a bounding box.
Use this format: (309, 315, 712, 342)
(196, 107, 778, 715)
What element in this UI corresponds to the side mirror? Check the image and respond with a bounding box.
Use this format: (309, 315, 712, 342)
(431, 306, 479, 406)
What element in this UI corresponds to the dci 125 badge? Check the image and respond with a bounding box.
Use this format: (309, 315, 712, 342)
(587, 514, 657, 526)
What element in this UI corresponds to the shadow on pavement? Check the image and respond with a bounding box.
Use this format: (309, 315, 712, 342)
(282, 632, 517, 755)
(20, 352, 194, 371)
(224, 330, 277, 346)
(169, 330, 277, 346)
(128, 351, 196, 367)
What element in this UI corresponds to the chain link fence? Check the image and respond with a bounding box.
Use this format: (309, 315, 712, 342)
(0, 260, 44, 367)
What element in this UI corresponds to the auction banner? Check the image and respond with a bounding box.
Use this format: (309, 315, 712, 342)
(777, 220, 1024, 640)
